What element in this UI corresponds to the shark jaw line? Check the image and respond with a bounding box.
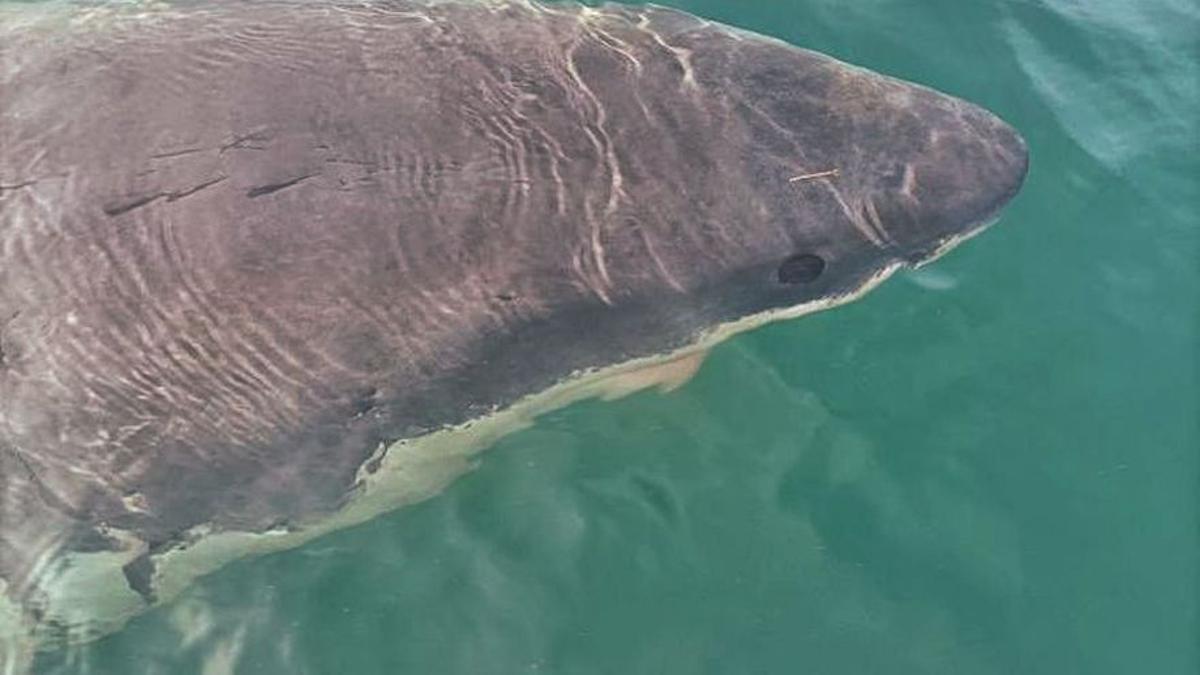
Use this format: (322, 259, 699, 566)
(913, 215, 1003, 269)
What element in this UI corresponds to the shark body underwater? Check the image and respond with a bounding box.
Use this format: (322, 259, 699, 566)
(0, 0, 1028, 657)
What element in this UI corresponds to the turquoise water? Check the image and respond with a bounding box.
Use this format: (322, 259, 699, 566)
(33, 0, 1198, 673)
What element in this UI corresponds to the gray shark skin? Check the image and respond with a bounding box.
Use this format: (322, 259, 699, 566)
(0, 0, 1027, 654)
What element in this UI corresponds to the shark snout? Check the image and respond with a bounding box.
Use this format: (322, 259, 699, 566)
(895, 101, 1029, 263)
(960, 107, 1029, 226)
(856, 92, 1029, 266)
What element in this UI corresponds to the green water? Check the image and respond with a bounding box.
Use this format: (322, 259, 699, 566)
(35, 1, 1198, 673)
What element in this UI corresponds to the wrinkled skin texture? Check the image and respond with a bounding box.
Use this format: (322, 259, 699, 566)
(0, 0, 1026, 643)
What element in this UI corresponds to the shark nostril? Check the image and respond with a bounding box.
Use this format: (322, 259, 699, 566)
(777, 253, 825, 284)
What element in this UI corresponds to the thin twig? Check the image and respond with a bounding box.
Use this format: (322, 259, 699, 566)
(788, 169, 840, 183)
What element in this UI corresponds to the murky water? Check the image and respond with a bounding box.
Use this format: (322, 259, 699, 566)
(14, 0, 1199, 673)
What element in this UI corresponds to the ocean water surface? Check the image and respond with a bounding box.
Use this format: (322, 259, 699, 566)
(24, 0, 1200, 673)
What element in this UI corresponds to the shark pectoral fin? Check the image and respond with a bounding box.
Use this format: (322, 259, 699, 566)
(595, 350, 709, 401)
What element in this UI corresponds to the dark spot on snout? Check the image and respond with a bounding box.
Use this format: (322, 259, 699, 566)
(777, 254, 825, 284)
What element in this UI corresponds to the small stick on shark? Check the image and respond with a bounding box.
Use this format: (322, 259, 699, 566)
(789, 169, 841, 182)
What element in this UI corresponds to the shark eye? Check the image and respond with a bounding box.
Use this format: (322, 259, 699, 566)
(777, 253, 825, 285)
